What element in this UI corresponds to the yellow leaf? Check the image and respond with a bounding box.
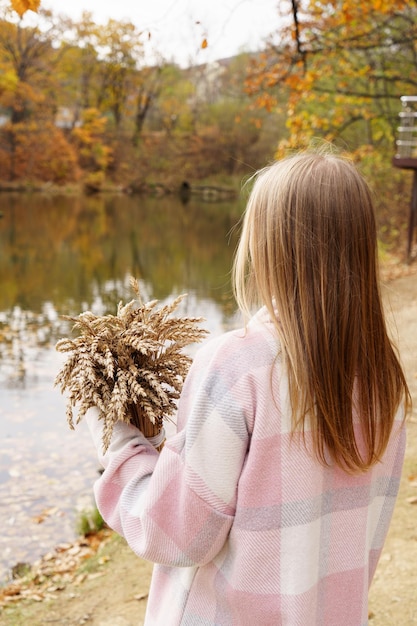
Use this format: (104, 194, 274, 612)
(201, 38, 208, 49)
(11, 0, 40, 17)
(0, 69, 18, 93)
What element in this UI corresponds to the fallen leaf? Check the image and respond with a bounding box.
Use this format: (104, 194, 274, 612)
(74, 573, 87, 585)
(1, 584, 22, 598)
(30, 593, 44, 602)
(10, 0, 40, 17)
(135, 593, 148, 601)
(87, 572, 105, 580)
(98, 555, 110, 565)
(31, 507, 59, 524)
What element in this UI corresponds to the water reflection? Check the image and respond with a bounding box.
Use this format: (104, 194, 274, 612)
(0, 191, 243, 582)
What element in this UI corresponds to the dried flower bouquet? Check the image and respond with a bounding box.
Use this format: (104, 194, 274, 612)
(55, 278, 208, 452)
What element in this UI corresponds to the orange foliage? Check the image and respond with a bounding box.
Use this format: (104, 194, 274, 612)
(0, 122, 79, 183)
(70, 107, 114, 191)
(246, 0, 417, 152)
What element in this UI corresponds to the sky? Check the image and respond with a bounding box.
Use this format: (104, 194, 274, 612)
(42, 0, 280, 67)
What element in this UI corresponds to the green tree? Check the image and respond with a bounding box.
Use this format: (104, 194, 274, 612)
(144, 63, 194, 136)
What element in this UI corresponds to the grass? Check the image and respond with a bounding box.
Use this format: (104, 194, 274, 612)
(75, 506, 106, 537)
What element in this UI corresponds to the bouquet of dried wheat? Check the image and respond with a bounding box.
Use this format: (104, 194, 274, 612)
(55, 278, 208, 452)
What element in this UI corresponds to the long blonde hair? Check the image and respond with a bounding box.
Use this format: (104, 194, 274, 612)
(233, 150, 410, 472)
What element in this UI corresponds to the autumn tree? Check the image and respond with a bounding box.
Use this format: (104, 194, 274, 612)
(57, 14, 144, 132)
(197, 54, 280, 174)
(247, 0, 417, 153)
(138, 63, 194, 135)
(94, 19, 145, 130)
(132, 63, 166, 145)
(1, 0, 285, 184)
(60, 14, 166, 149)
(0, 6, 60, 124)
(55, 12, 101, 129)
(71, 107, 112, 190)
(0, 3, 78, 180)
(0, 119, 79, 182)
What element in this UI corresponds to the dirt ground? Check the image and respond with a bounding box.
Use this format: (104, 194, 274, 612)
(367, 271, 417, 625)
(1, 268, 417, 626)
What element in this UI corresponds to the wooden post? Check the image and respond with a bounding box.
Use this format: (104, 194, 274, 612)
(408, 169, 417, 261)
(392, 158, 417, 262)
(393, 96, 417, 261)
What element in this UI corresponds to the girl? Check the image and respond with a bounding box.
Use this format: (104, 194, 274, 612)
(86, 150, 410, 625)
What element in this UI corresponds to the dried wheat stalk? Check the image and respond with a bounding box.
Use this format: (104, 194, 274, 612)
(55, 278, 208, 452)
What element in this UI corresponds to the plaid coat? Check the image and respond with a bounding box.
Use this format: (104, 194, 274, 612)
(87, 308, 406, 625)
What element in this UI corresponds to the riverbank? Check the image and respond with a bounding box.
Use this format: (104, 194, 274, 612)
(0, 177, 241, 199)
(1, 261, 417, 626)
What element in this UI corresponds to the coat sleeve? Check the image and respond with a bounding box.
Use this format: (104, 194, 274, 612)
(86, 333, 252, 568)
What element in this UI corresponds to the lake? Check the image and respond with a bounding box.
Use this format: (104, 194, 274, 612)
(0, 190, 244, 583)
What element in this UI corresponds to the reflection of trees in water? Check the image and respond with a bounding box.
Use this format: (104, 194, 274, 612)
(0, 192, 241, 310)
(0, 192, 242, 386)
(0, 306, 68, 388)
(0, 283, 150, 388)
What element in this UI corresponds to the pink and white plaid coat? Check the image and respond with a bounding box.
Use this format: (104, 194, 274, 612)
(87, 308, 405, 625)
